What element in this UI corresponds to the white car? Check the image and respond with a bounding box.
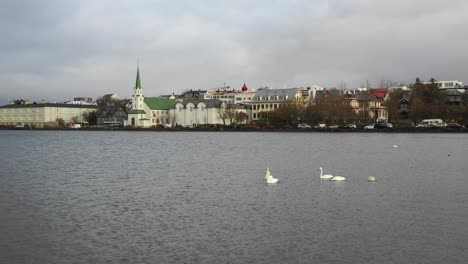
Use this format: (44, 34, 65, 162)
(297, 123, 311, 129)
(364, 124, 374, 129)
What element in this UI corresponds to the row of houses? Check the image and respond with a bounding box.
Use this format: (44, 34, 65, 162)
(1, 68, 465, 128)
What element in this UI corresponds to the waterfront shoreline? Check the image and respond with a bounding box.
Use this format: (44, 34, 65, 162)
(1, 127, 467, 133)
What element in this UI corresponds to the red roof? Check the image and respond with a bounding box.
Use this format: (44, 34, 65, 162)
(241, 83, 248, 91)
(370, 88, 389, 99)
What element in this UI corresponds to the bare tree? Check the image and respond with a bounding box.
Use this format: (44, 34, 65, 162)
(217, 103, 229, 125)
(383, 89, 404, 124)
(235, 112, 248, 124)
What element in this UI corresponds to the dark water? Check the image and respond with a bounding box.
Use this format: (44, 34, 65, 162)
(1, 130, 467, 263)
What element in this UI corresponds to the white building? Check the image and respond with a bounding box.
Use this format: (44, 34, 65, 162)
(423, 80, 463, 90)
(171, 99, 249, 127)
(0, 102, 98, 128)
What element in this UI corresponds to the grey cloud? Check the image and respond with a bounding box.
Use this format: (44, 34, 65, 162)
(1, 0, 468, 104)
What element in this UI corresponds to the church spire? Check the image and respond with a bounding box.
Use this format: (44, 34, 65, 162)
(135, 66, 142, 90)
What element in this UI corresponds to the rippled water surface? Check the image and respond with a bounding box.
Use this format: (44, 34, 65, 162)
(1, 130, 468, 263)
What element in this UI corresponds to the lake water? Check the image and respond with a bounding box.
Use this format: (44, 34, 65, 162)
(1, 130, 467, 263)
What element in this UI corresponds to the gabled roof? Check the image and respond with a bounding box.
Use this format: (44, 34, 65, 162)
(98, 105, 127, 115)
(369, 88, 389, 99)
(351, 93, 381, 101)
(144, 97, 176, 110)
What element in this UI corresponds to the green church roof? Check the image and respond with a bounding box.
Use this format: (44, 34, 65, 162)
(144, 97, 176, 110)
(135, 67, 142, 90)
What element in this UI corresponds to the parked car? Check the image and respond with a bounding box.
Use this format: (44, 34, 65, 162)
(345, 124, 357, 129)
(416, 119, 446, 128)
(374, 123, 394, 129)
(315, 123, 327, 128)
(297, 123, 311, 129)
(364, 124, 374, 129)
(446, 123, 465, 129)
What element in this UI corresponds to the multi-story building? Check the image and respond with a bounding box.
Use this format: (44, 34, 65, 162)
(250, 87, 311, 121)
(0, 101, 99, 128)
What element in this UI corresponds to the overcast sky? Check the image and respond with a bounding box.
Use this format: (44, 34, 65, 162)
(1, 0, 468, 104)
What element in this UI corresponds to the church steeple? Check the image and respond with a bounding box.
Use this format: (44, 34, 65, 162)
(132, 66, 144, 111)
(135, 66, 142, 90)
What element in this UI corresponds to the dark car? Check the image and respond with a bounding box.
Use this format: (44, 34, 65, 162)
(446, 123, 465, 129)
(373, 123, 394, 129)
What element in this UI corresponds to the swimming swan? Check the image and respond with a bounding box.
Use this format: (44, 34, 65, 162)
(319, 167, 333, 179)
(330, 175, 346, 181)
(265, 167, 279, 184)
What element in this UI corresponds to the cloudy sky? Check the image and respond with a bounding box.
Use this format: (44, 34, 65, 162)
(1, 0, 468, 104)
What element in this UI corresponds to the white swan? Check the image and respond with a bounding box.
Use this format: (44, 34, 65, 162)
(367, 176, 376, 182)
(265, 167, 279, 184)
(319, 167, 333, 179)
(330, 175, 346, 181)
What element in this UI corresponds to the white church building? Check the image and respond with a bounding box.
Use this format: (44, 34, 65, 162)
(125, 68, 249, 127)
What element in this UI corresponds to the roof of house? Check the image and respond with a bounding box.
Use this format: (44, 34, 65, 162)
(97, 105, 127, 116)
(144, 97, 176, 110)
(350, 93, 382, 101)
(369, 88, 389, 99)
(315, 89, 342, 99)
(252, 88, 300, 100)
